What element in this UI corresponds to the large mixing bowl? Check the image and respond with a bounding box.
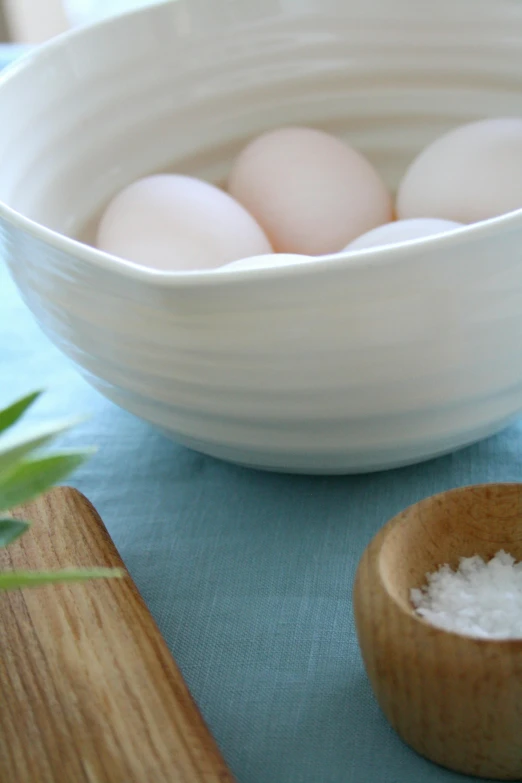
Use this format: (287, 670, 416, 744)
(1, 0, 522, 473)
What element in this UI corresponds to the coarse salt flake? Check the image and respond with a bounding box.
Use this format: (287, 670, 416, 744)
(411, 550, 522, 639)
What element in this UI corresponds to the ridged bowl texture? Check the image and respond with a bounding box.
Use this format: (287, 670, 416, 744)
(2, 0, 522, 473)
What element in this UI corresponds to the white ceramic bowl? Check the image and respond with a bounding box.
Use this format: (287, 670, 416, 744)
(2, 0, 522, 473)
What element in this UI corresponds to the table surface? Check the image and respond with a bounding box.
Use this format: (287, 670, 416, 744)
(1, 45, 518, 783)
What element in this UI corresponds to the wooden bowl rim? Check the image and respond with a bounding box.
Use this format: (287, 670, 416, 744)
(374, 481, 522, 648)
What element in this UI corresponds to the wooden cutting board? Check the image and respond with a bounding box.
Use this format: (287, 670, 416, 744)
(0, 486, 235, 783)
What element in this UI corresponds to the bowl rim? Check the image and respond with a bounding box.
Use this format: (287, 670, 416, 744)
(1, 2, 522, 289)
(375, 481, 522, 648)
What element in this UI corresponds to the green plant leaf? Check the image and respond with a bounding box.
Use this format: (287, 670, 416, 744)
(0, 417, 85, 478)
(0, 517, 30, 547)
(0, 450, 95, 512)
(0, 391, 41, 435)
(0, 568, 124, 590)
(0, 390, 120, 591)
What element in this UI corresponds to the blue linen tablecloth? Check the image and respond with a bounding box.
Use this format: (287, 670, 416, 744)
(1, 47, 519, 783)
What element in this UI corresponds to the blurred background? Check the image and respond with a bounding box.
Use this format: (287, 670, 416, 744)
(0, 0, 159, 42)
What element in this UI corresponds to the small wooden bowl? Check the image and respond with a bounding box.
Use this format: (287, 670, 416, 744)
(353, 483, 522, 780)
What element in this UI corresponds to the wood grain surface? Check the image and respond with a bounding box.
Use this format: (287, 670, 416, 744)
(0, 486, 235, 783)
(353, 483, 522, 781)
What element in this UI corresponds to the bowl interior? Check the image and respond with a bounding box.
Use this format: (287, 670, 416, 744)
(379, 484, 522, 614)
(0, 0, 521, 245)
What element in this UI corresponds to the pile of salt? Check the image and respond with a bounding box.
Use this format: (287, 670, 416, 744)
(411, 550, 522, 639)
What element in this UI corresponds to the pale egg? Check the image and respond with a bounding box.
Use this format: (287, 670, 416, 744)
(345, 218, 463, 252)
(228, 126, 393, 255)
(219, 253, 313, 272)
(397, 118, 522, 223)
(97, 174, 272, 271)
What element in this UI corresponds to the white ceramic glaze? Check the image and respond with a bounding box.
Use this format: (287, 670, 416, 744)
(2, 0, 522, 473)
